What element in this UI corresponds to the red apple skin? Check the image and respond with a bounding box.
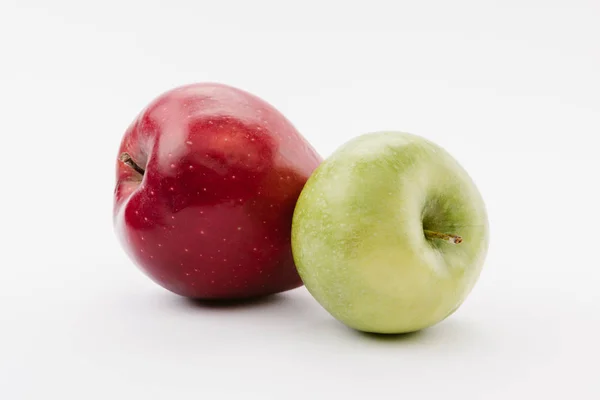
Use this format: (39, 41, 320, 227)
(114, 83, 321, 299)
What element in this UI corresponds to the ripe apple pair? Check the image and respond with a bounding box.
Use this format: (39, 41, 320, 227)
(114, 83, 489, 334)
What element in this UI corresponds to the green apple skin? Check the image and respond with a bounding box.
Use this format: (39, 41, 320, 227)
(291, 132, 489, 334)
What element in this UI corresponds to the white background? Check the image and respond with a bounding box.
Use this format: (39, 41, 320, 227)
(1, 0, 599, 398)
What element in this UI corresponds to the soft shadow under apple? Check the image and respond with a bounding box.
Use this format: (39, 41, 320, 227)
(354, 329, 426, 342)
(342, 317, 476, 346)
(178, 292, 289, 311)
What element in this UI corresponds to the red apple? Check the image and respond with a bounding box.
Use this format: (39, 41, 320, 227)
(114, 83, 321, 299)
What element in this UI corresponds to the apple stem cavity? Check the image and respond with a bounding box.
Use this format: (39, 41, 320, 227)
(423, 230, 463, 244)
(119, 152, 145, 176)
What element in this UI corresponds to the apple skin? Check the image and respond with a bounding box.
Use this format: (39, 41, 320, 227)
(291, 132, 489, 334)
(114, 83, 321, 299)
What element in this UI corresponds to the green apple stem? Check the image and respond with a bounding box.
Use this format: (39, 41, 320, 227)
(119, 152, 145, 176)
(423, 229, 463, 244)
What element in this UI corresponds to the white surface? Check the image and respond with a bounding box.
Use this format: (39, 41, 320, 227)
(1, 0, 599, 398)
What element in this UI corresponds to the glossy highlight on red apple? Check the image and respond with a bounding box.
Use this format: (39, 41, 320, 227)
(114, 83, 321, 299)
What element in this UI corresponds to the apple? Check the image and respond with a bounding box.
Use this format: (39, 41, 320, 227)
(291, 131, 489, 333)
(114, 83, 321, 299)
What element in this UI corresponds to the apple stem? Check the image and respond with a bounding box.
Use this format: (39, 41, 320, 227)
(119, 152, 145, 176)
(423, 230, 463, 244)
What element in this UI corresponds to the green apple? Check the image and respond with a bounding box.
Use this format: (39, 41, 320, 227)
(291, 131, 489, 334)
